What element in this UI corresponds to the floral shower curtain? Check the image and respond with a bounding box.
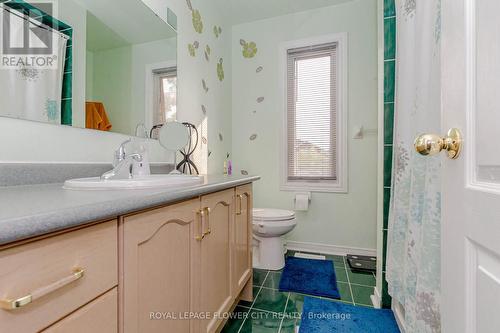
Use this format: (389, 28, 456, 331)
(386, 0, 441, 332)
(0, 6, 67, 124)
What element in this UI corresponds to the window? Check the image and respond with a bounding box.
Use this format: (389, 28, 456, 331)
(281, 35, 347, 192)
(153, 67, 177, 126)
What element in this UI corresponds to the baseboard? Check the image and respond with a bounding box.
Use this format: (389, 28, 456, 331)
(370, 286, 382, 309)
(392, 299, 406, 333)
(285, 240, 376, 257)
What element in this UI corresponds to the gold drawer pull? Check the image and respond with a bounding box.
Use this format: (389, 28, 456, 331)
(236, 194, 243, 215)
(204, 207, 212, 236)
(0, 268, 85, 311)
(195, 209, 205, 241)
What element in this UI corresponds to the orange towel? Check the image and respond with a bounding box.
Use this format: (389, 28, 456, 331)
(85, 102, 112, 131)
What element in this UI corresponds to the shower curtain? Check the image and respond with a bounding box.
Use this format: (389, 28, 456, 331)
(386, 0, 441, 332)
(0, 6, 67, 124)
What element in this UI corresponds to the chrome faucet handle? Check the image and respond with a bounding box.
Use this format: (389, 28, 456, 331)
(113, 139, 132, 167)
(127, 153, 143, 163)
(102, 153, 144, 180)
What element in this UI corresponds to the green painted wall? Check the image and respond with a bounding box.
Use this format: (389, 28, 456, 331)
(89, 45, 133, 135)
(231, 0, 379, 250)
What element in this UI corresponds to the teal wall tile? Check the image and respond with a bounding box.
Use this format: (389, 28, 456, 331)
(383, 187, 391, 229)
(384, 17, 396, 60)
(384, 103, 394, 145)
(61, 73, 72, 99)
(384, 60, 395, 103)
(64, 52, 72, 73)
(61, 99, 72, 125)
(382, 230, 388, 271)
(384, 146, 393, 187)
(382, 0, 396, 310)
(5, 2, 32, 16)
(381, 273, 392, 308)
(40, 14, 71, 31)
(384, 0, 396, 18)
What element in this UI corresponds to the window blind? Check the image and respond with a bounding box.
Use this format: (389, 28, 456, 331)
(286, 42, 338, 182)
(153, 67, 177, 126)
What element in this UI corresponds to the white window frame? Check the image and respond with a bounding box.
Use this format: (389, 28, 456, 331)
(144, 60, 177, 131)
(279, 33, 348, 193)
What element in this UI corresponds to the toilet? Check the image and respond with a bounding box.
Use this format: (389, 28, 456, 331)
(252, 208, 297, 270)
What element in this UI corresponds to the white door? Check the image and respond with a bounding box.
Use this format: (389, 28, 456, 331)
(440, 0, 500, 332)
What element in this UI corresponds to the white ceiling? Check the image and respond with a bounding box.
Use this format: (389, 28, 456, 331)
(77, 0, 175, 49)
(219, 0, 356, 26)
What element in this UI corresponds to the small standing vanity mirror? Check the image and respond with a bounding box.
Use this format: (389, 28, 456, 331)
(158, 122, 190, 173)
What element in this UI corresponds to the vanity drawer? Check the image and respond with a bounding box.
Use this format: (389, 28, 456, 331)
(42, 287, 118, 333)
(0, 220, 118, 332)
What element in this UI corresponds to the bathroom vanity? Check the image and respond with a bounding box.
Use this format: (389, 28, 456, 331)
(0, 176, 257, 333)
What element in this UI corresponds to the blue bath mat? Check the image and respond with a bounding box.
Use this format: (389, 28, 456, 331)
(279, 257, 340, 299)
(300, 297, 400, 333)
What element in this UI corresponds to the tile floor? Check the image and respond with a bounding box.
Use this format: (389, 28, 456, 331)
(222, 251, 376, 333)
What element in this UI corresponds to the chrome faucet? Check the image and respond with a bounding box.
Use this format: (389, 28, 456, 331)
(101, 140, 143, 180)
(113, 139, 131, 167)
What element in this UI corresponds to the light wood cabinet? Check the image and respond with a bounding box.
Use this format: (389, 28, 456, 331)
(197, 189, 235, 333)
(232, 184, 253, 297)
(1, 183, 254, 333)
(0, 221, 117, 333)
(43, 288, 118, 333)
(121, 199, 200, 333)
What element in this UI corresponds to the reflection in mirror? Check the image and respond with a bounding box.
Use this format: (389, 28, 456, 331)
(0, 0, 177, 138)
(0, 1, 71, 125)
(158, 121, 190, 174)
(83, 0, 177, 136)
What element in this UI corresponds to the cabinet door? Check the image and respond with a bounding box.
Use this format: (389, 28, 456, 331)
(198, 189, 234, 333)
(42, 288, 117, 333)
(121, 199, 200, 333)
(233, 184, 253, 297)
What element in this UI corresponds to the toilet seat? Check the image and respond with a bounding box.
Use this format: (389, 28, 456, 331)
(253, 208, 295, 222)
(252, 208, 297, 271)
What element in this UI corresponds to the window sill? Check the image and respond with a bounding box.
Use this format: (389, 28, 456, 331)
(280, 182, 348, 193)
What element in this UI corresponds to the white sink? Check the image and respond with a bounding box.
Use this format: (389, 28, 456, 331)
(64, 174, 204, 190)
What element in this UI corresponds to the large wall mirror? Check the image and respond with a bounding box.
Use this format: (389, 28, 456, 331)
(0, 0, 177, 137)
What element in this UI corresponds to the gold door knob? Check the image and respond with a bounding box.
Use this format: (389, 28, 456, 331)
(414, 128, 462, 159)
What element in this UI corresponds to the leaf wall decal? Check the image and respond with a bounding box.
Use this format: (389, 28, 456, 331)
(242, 41, 258, 58)
(192, 9, 203, 33)
(217, 58, 225, 81)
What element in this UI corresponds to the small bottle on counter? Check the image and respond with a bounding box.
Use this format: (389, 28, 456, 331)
(223, 152, 231, 175)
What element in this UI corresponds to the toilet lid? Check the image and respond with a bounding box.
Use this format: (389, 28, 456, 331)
(253, 208, 295, 222)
